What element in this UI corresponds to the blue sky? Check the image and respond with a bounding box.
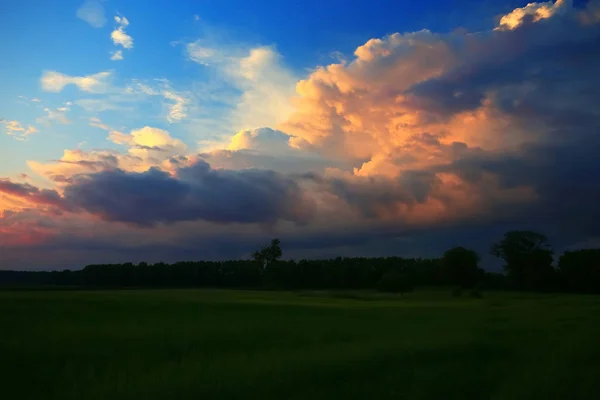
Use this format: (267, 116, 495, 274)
(1, 0, 600, 269)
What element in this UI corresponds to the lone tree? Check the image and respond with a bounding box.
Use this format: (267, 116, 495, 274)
(252, 238, 283, 268)
(490, 230, 554, 291)
(441, 247, 482, 289)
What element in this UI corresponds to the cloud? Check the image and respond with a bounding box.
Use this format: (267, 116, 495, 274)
(4, 159, 317, 227)
(2, 119, 38, 140)
(62, 161, 315, 226)
(187, 40, 297, 131)
(41, 70, 111, 93)
(76, 0, 106, 28)
(200, 127, 341, 174)
(89, 117, 111, 130)
(127, 80, 191, 123)
(162, 90, 188, 122)
(110, 50, 124, 61)
(36, 105, 71, 125)
(496, 0, 571, 30)
(111, 15, 133, 50)
(0, 179, 65, 209)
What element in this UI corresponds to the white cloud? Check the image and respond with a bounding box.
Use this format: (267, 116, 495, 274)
(76, 0, 106, 28)
(187, 41, 297, 132)
(111, 15, 134, 49)
(110, 28, 133, 49)
(110, 50, 124, 61)
(41, 70, 111, 93)
(111, 28, 133, 49)
(31, 98, 41, 103)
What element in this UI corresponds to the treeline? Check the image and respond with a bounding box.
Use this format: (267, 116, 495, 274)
(0, 257, 499, 290)
(0, 231, 599, 294)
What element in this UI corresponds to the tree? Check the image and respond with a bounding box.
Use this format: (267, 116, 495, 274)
(490, 230, 555, 291)
(252, 238, 283, 268)
(377, 272, 414, 294)
(441, 247, 483, 289)
(558, 249, 600, 294)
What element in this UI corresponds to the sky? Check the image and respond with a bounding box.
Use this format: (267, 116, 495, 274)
(1, 0, 599, 270)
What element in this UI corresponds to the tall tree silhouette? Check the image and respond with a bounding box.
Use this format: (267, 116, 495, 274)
(490, 230, 554, 291)
(252, 238, 283, 268)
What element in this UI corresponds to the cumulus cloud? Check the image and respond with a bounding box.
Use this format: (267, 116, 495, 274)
(201, 127, 341, 174)
(76, 0, 106, 28)
(111, 15, 133, 51)
(41, 70, 111, 93)
(27, 126, 188, 185)
(63, 161, 315, 226)
(3, 160, 317, 227)
(496, 0, 571, 30)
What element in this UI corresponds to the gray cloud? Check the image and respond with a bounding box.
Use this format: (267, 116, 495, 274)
(61, 160, 316, 226)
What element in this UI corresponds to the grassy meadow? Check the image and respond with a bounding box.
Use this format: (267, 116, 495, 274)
(1, 288, 600, 399)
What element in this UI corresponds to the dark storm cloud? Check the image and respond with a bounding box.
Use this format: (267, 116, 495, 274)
(303, 170, 440, 219)
(405, 9, 600, 117)
(444, 136, 600, 239)
(62, 159, 316, 226)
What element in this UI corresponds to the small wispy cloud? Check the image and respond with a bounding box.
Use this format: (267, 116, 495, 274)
(41, 70, 112, 93)
(128, 80, 191, 123)
(2, 119, 38, 140)
(36, 102, 72, 126)
(89, 116, 111, 131)
(76, 0, 106, 28)
(110, 50, 124, 61)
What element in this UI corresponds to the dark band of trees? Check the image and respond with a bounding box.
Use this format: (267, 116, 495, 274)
(1, 230, 599, 294)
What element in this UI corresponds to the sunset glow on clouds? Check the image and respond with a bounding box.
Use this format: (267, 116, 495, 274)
(1, 0, 600, 269)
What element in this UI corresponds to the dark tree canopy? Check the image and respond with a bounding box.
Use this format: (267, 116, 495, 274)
(490, 230, 555, 291)
(441, 247, 483, 289)
(252, 238, 283, 267)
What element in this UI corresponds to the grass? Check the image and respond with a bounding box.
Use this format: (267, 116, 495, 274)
(1, 289, 599, 399)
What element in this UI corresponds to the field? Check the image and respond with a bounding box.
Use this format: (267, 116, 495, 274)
(1, 289, 600, 399)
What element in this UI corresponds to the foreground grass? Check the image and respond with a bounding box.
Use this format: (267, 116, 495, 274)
(1, 289, 599, 399)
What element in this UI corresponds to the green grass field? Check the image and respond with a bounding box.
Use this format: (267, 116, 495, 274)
(1, 289, 600, 399)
